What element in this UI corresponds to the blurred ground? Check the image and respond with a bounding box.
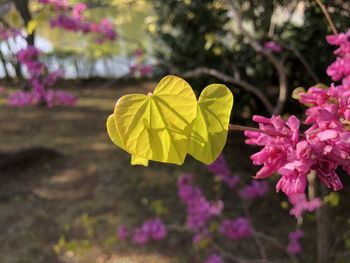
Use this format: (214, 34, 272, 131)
(0, 80, 190, 263)
(0, 80, 330, 263)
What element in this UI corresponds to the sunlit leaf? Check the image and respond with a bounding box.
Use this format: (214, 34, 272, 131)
(189, 84, 233, 164)
(112, 75, 197, 165)
(107, 114, 149, 166)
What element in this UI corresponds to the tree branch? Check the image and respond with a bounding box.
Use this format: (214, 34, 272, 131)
(280, 42, 320, 83)
(225, 0, 288, 114)
(181, 67, 274, 114)
(314, 0, 338, 35)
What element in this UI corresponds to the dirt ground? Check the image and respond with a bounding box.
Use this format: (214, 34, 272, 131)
(0, 80, 198, 263)
(3, 80, 348, 263)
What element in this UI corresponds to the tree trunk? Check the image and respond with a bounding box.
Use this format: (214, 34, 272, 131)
(316, 185, 332, 263)
(13, 0, 35, 45)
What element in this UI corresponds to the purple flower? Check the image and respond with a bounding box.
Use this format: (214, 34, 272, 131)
(239, 180, 269, 200)
(132, 228, 149, 245)
(287, 230, 304, 255)
(177, 174, 223, 231)
(132, 218, 167, 245)
(220, 217, 253, 240)
(208, 155, 240, 188)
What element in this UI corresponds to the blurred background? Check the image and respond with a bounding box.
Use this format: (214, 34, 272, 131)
(0, 0, 349, 262)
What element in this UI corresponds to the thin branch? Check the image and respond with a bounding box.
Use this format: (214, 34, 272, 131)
(279, 42, 320, 83)
(256, 232, 299, 263)
(212, 242, 278, 263)
(268, 1, 277, 38)
(241, 200, 268, 261)
(225, 0, 288, 115)
(181, 67, 274, 114)
(314, 0, 338, 35)
(229, 124, 261, 133)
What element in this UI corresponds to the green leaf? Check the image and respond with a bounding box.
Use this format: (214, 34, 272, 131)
(189, 84, 233, 164)
(111, 75, 197, 165)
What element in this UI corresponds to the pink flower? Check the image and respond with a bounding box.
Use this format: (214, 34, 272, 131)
(72, 3, 86, 20)
(8, 91, 34, 106)
(264, 41, 282, 52)
(289, 194, 322, 218)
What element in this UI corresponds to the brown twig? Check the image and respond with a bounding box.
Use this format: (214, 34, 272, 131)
(181, 67, 274, 114)
(279, 42, 320, 83)
(225, 0, 288, 115)
(229, 124, 261, 133)
(314, 0, 338, 35)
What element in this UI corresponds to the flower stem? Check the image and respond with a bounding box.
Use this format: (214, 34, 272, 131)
(229, 124, 262, 133)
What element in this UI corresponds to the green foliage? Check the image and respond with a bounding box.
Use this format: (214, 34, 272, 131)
(107, 75, 233, 166)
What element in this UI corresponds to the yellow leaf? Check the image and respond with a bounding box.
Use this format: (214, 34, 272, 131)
(291, 87, 305, 100)
(107, 114, 149, 166)
(189, 84, 233, 164)
(111, 75, 197, 165)
(27, 19, 39, 35)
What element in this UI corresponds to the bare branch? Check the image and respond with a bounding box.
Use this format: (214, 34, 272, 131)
(225, 0, 288, 114)
(314, 0, 338, 35)
(182, 67, 274, 114)
(280, 42, 320, 83)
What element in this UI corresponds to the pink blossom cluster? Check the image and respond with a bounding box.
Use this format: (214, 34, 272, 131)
(245, 115, 307, 196)
(207, 154, 240, 188)
(238, 180, 269, 200)
(129, 48, 154, 78)
(326, 29, 350, 86)
(116, 218, 167, 245)
(41, 0, 117, 44)
(9, 46, 76, 107)
(219, 217, 253, 240)
(245, 30, 350, 196)
(130, 64, 154, 78)
(288, 194, 322, 218)
(286, 230, 303, 255)
(264, 40, 282, 53)
(178, 173, 224, 233)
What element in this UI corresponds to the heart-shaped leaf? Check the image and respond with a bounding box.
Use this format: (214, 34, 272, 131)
(111, 75, 197, 165)
(189, 84, 233, 164)
(106, 114, 149, 166)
